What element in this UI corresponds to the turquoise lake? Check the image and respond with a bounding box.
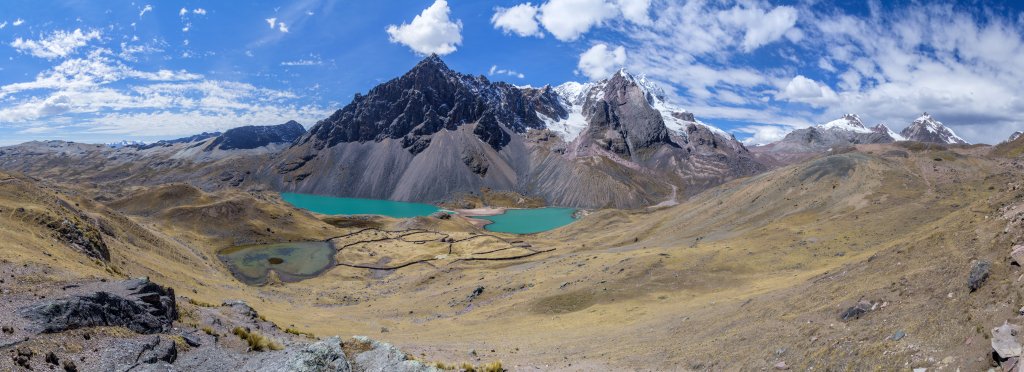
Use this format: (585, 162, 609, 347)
(475, 208, 577, 234)
(281, 193, 577, 234)
(281, 192, 440, 218)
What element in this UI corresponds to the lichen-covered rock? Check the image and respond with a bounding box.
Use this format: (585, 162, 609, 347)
(20, 278, 176, 334)
(286, 336, 351, 372)
(349, 336, 440, 372)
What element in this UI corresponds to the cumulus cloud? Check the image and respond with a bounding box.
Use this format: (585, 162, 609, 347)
(0, 21, 8, 29)
(492, 3, 542, 37)
(735, 124, 792, 145)
(179, 8, 188, 17)
(776, 75, 839, 107)
(265, 17, 277, 29)
(13, 18, 25, 26)
(138, 5, 152, 18)
(493, 0, 651, 41)
(577, 43, 626, 80)
(538, 0, 618, 41)
(193, 8, 207, 15)
(717, 4, 798, 52)
(11, 29, 102, 60)
(386, 0, 462, 55)
(617, 0, 651, 25)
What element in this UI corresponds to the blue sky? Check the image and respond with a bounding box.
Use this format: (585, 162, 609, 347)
(2, 0, 1024, 145)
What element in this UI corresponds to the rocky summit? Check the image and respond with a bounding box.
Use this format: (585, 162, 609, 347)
(900, 113, 969, 145)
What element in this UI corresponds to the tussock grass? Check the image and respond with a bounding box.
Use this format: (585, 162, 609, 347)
(232, 327, 282, 351)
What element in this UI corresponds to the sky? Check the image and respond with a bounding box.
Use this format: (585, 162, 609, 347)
(2, 0, 1024, 146)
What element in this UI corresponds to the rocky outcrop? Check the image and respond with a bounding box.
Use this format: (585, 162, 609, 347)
(285, 336, 352, 372)
(900, 113, 968, 144)
(348, 336, 440, 372)
(205, 121, 306, 151)
(20, 278, 177, 334)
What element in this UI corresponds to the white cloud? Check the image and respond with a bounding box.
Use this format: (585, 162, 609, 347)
(12, 18, 25, 26)
(281, 55, 322, 66)
(538, 0, 618, 41)
(616, 0, 651, 25)
(138, 5, 152, 18)
(179, 8, 188, 17)
(492, 3, 542, 37)
(776, 75, 838, 107)
(278, 22, 289, 33)
(488, 65, 526, 79)
(577, 43, 626, 80)
(386, 0, 463, 55)
(193, 8, 207, 15)
(716, 4, 798, 52)
(0, 22, 7, 29)
(265, 17, 277, 29)
(736, 125, 792, 145)
(11, 29, 102, 60)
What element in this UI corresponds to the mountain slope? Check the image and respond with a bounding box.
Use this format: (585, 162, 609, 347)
(204, 121, 305, 151)
(751, 114, 901, 165)
(262, 57, 763, 208)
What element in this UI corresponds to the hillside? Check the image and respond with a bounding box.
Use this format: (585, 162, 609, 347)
(2, 143, 1021, 370)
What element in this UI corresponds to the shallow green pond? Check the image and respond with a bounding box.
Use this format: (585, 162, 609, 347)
(475, 208, 577, 234)
(281, 192, 440, 218)
(218, 241, 335, 285)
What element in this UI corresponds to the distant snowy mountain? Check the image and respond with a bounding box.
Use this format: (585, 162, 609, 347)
(107, 140, 147, 148)
(757, 114, 902, 156)
(900, 113, 968, 145)
(1005, 131, 1022, 144)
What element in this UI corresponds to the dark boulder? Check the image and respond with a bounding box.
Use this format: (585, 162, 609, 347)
(20, 278, 177, 334)
(968, 260, 992, 292)
(138, 336, 178, 364)
(840, 300, 873, 321)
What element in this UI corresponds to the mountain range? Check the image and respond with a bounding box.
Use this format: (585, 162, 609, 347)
(0, 55, 990, 209)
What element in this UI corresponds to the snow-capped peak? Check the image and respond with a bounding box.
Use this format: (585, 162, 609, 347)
(818, 114, 872, 134)
(1008, 131, 1023, 143)
(543, 71, 732, 142)
(901, 112, 968, 144)
(872, 123, 906, 141)
(107, 140, 147, 148)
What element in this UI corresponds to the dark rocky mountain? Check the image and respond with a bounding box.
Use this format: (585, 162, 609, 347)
(261, 56, 763, 208)
(900, 113, 968, 144)
(204, 121, 306, 151)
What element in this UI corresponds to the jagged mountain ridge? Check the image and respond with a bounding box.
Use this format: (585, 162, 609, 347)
(262, 55, 763, 208)
(900, 113, 968, 144)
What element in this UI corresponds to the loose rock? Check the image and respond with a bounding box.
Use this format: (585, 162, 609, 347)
(992, 322, 1023, 359)
(968, 260, 992, 292)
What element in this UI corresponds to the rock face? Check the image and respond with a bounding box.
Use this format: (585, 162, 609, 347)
(900, 113, 968, 144)
(262, 56, 763, 208)
(205, 121, 306, 151)
(20, 278, 177, 334)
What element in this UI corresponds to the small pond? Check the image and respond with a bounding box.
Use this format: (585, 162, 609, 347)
(219, 241, 335, 285)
